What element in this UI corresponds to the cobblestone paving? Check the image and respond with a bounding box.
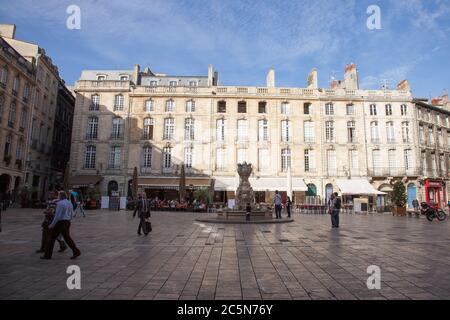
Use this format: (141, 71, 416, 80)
(0, 208, 449, 300)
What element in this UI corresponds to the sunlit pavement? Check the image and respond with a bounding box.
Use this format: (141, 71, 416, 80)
(0, 208, 449, 300)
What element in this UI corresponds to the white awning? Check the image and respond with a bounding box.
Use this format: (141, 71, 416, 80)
(213, 177, 236, 191)
(212, 176, 308, 192)
(336, 179, 386, 195)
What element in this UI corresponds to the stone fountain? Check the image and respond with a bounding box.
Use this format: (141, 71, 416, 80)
(235, 162, 255, 210)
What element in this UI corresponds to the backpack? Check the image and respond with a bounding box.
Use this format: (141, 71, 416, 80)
(335, 198, 342, 210)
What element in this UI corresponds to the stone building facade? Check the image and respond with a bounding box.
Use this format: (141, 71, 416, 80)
(71, 64, 450, 210)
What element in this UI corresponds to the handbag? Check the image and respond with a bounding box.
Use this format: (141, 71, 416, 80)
(145, 219, 152, 233)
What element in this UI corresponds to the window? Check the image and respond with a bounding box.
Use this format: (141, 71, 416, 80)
(419, 126, 425, 144)
(281, 148, 291, 172)
(238, 101, 247, 113)
(184, 147, 193, 168)
(401, 104, 408, 116)
(303, 103, 311, 115)
(165, 99, 175, 112)
(304, 121, 315, 143)
(402, 122, 410, 143)
(370, 104, 377, 116)
(429, 126, 434, 145)
(0, 67, 7, 86)
(91, 94, 100, 111)
(96, 75, 106, 81)
(440, 154, 445, 173)
(385, 104, 392, 116)
(305, 149, 316, 172)
(12, 77, 19, 95)
(109, 146, 121, 169)
(217, 101, 226, 113)
(237, 148, 247, 164)
(346, 103, 355, 115)
(169, 81, 177, 87)
(422, 152, 427, 175)
(258, 101, 267, 114)
(404, 149, 413, 171)
(237, 119, 248, 142)
(16, 140, 23, 160)
(163, 147, 172, 169)
(372, 149, 382, 175)
(216, 119, 226, 141)
(281, 102, 290, 115)
(4, 135, 12, 158)
(184, 118, 195, 140)
(189, 81, 198, 87)
(23, 84, 30, 102)
(84, 146, 96, 169)
(216, 148, 227, 171)
(0, 96, 4, 120)
(143, 145, 152, 168)
(144, 99, 154, 112)
(431, 153, 437, 175)
(258, 149, 269, 171)
(388, 149, 397, 175)
(20, 109, 27, 130)
(112, 118, 124, 139)
(164, 118, 175, 140)
(87, 117, 98, 139)
(327, 149, 337, 176)
(350, 149, 359, 176)
(114, 94, 124, 111)
(325, 103, 334, 115)
(149, 80, 158, 87)
(281, 120, 291, 142)
(186, 100, 195, 112)
(386, 121, 395, 143)
(447, 131, 450, 148)
(143, 118, 154, 140)
(325, 121, 334, 143)
(119, 75, 129, 81)
(347, 121, 356, 143)
(258, 119, 269, 142)
(8, 103, 16, 127)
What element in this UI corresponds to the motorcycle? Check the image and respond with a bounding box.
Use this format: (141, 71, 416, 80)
(420, 202, 447, 222)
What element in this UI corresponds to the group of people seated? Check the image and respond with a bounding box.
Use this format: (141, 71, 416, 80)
(146, 197, 208, 212)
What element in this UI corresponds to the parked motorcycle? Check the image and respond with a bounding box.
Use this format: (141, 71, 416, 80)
(420, 202, 447, 222)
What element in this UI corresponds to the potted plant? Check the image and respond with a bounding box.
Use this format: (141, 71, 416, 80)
(391, 180, 407, 216)
(193, 187, 211, 212)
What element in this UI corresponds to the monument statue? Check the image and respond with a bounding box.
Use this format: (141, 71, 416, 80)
(235, 162, 255, 210)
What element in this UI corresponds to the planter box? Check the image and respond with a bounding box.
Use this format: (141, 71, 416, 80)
(392, 206, 407, 216)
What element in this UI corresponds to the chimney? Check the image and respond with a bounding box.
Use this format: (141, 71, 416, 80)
(133, 64, 140, 84)
(344, 63, 359, 90)
(0, 24, 16, 39)
(208, 64, 214, 86)
(330, 80, 339, 89)
(307, 68, 318, 89)
(397, 79, 410, 91)
(266, 68, 275, 88)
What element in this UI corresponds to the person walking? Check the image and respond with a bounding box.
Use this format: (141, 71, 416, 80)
(286, 196, 292, 218)
(133, 194, 151, 236)
(273, 190, 282, 219)
(41, 191, 81, 260)
(331, 192, 341, 228)
(73, 192, 86, 218)
(412, 199, 419, 214)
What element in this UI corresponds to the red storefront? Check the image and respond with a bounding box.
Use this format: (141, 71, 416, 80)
(424, 179, 446, 208)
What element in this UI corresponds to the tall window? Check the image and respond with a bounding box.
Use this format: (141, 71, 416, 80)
(372, 149, 382, 175)
(304, 121, 315, 143)
(346, 103, 355, 115)
(281, 148, 291, 172)
(12, 77, 19, 95)
(325, 121, 334, 143)
(419, 125, 425, 144)
(184, 118, 195, 140)
(144, 99, 154, 112)
(428, 126, 434, 145)
(325, 103, 334, 115)
(404, 149, 413, 171)
(431, 153, 437, 175)
(258, 101, 267, 113)
(281, 120, 291, 142)
(109, 146, 121, 169)
(388, 149, 397, 175)
(112, 117, 123, 139)
(258, 119, 269, 142)
(422, 152, 427, 175)
(4, 135, 12, 158)
(184, 147, 193, 168)
(217, 101, 226, 113)
(216, 148, 227, 171)
(327, 149, 337, 176)
(303, 103, 311, 115)
(370, 104, 377, 116)
(281, 102, 290, 115)
(16, 139, 23, 160)
(164, 118, 175, 140)
(143, 145, 152, 168)
(143, 118, 154, 140)
(402, 122, 410, 143)
(84, 146, 96, 169)
(163, 147, 172, 169)
(440, 154, 445, 174)
(237, 148, 247, 164)
(0, 96, 4, 121)
(8, 103, 16, 127)
(91, 94, 100, 111)
(347, 121, 356, 143)
(238, 101, 247, 113)
(386, 122, 395, 143)
(23, 84, 30, 102)
(20, 109, 27, 130)
(350, 149, 359, 176)
(385, 104, 392, 116)
(305, 149, 316, 172)
(186, 99, 195, 112)
(216, 119, 226, 141)
(237, 119, 248, 142)
(0, 67, 8, 86)
(87, 117, 99, 139)
(169, 81, 177, 87)
(258, 149, 269, 171)
(189, 81, 198, 87)
(401, 104, 408, 116)
(165, 99, 175, 112)
(114, 94, 124, 111)
(447, 131, 450, 148)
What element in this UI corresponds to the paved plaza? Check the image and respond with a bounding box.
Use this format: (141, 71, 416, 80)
(1, 208, 450, 300)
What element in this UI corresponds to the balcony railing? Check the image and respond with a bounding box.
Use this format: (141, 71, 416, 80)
(368, 167, 421, 177)
(140, 167, 152, 174)
(85, 133, 98, 140)
(110, 132, 124, 140)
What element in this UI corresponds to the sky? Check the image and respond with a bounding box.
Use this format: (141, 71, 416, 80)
(0, 0, 449, 98)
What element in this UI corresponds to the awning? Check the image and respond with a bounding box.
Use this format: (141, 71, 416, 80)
(250, 177, 308, 192)
(213, 177, 237, 191)
(336, 179, 386, 195)
(139, 177, 211, 190)
(379, 185, 394, 192)
(69, 175, 103, 187)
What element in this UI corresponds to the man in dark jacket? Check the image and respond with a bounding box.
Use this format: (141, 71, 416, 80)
(331, 192, 341, 228)
(133, 194, 151, 236)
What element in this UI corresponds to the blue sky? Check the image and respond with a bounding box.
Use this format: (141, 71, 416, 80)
(1, 0, 449, 98)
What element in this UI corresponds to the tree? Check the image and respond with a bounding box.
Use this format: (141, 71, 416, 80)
(194, 187, 211, 204)
(391, 180, 407, 208)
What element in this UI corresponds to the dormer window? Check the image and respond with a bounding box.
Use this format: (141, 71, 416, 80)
(149, 81, 158, 87)
(169, 81, 177, 87)
(97, 75, 107, 81)
(119, 75, 129, 81)
(189, 81, 198, 87)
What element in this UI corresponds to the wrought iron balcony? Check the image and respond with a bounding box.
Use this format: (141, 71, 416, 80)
(368, 167, 421, 177)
